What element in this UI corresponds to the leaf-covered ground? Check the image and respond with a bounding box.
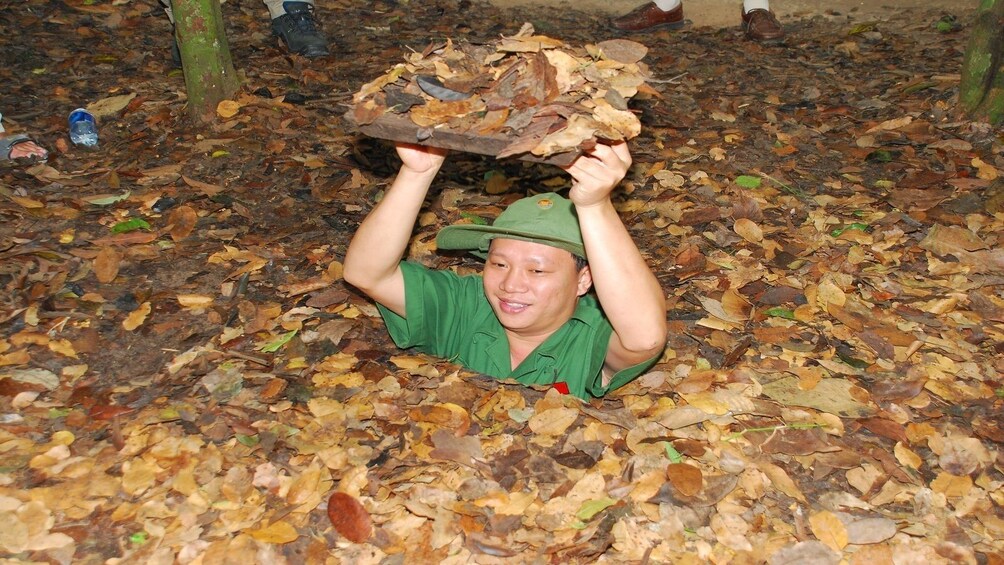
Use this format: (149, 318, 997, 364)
(2, 1, 1002, 563)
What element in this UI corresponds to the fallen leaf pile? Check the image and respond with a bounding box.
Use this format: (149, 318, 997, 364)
(349, 22, 650, 161)
(1, 0, 1002, 563)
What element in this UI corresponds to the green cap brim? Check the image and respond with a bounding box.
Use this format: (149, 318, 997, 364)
(436, 225, 586, 259)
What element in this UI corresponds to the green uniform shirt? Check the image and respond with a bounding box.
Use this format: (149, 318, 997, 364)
(375, 261, 658, 400)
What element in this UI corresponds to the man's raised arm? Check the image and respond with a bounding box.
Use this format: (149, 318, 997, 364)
(343, 143, 447, 317)
(563, 142, 668, 374)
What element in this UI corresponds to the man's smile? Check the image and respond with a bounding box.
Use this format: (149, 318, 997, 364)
(498, 299, 530, 314)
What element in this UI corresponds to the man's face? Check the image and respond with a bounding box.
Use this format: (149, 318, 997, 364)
(482, 238, 592, 338)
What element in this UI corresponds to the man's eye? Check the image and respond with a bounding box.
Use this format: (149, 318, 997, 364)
(531, 269, 545, 274)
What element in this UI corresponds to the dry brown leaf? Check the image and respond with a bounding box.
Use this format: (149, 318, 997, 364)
(120, 458, 159, 496)
(9, 195, 44, 209)
(595, 39, 648, 64)
(167, 205, 198, 241)
(809, 510, 848, 552)
(666, 463, 703, 497)
(93, 247, 122, 283)
(528, 407, 579, 436)
(325, 260, 344, 282)
(429, 429, 483, 467)
(389, 354, 432, 371)
(0, 349, 31, 367)
(721, 288, 753, 321)
(279, 278, 331, 297)
(122, 302, 151, 331)
(757, 461, 807, 503)
(769, 541, 841, 565)
(865, 115, 912, 133)
(88, 231, 159, 246)
(248, 520, 299, 544)
(761, 377, 875, 419)
(836, 513, 898, 545)
(409, 403, 471, 436)
(177, 294, 213, 309)
(326, 492, 372, 543)
(815, 278, 847, 308)
(733, 217, 763, 243)
(972, 157, 999, 180)
(919, 224, 988, 256)
(181, 175, 225, 196)
(216, 100, 241, 119)
(698, 295, 747, 325)
(484, 172, 512, 195)
(893, 442, 923, 470)
(849, 544, 894, 564)
(930, 472, 973, 498)
(710, 512, 752, 551)
(929, 434, 992, 475)
(88, 93, 136, 118)
(47, 339, 77, 359)
(287, 463, 327, 510)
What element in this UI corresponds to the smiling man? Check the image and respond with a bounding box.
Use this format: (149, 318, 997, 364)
(343, 142, 667, 400)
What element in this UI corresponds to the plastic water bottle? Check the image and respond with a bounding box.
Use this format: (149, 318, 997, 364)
(68, 108, 99, 147)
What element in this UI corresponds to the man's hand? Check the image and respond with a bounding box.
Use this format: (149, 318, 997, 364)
(397, 143, 448, 176)
(562, 141, 632, 207)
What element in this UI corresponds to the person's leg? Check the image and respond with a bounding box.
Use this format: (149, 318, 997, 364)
(264, 0, 329, 58)
(262, 0, 311, 19)
(160, 0, 174, 24)
(742, 0, 769, 12)
(159, 0, 183, 66)
(611, 0, 686, 31)
(742, 0, 784, 42)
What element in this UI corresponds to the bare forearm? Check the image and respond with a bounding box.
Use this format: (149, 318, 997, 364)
(577, 201, 667, 353)
(343, 167, 438, 290)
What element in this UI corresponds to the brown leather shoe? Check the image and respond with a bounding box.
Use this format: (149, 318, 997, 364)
(742, 8, 785, 42)
(611, 2, 686, 32)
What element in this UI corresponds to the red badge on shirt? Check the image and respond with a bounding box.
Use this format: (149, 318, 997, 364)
(552, 382, 570, 395)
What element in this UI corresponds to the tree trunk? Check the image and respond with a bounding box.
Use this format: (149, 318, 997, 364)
(173, 0, 241, 121)
(960, 0, 1004, 124)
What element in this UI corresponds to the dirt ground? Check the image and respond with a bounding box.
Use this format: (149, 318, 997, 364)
(488, 0, 955, 28)
(1, 0, 1001, 563)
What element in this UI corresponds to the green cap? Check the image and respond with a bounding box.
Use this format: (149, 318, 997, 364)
(436, 193, 585, 259)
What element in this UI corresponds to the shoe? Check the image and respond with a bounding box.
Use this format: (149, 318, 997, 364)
(742, 8, 784, 43)
(0, 134, 48, 163)
(611, 2, 686, 32)
(271, 1, 329, 58)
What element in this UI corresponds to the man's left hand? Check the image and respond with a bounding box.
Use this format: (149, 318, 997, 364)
(562, 141, 632, 207)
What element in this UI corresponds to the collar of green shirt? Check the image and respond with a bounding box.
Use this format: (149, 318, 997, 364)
(470, 295, 603, 379)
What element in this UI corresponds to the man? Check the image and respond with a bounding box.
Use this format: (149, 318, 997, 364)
(612, 0, 784, 43)
(343, 142, 667, 400)
(162, 0, 328, 59)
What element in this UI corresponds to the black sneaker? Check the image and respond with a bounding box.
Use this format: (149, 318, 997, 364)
(271, 2, 329, 58)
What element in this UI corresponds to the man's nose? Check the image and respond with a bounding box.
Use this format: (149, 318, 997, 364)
(500, 269, 527, 292)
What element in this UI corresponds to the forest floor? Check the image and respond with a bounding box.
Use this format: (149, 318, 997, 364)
(1, 0, 1002, 563)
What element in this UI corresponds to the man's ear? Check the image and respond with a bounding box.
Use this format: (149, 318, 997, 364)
(576, 265, 593, 296)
